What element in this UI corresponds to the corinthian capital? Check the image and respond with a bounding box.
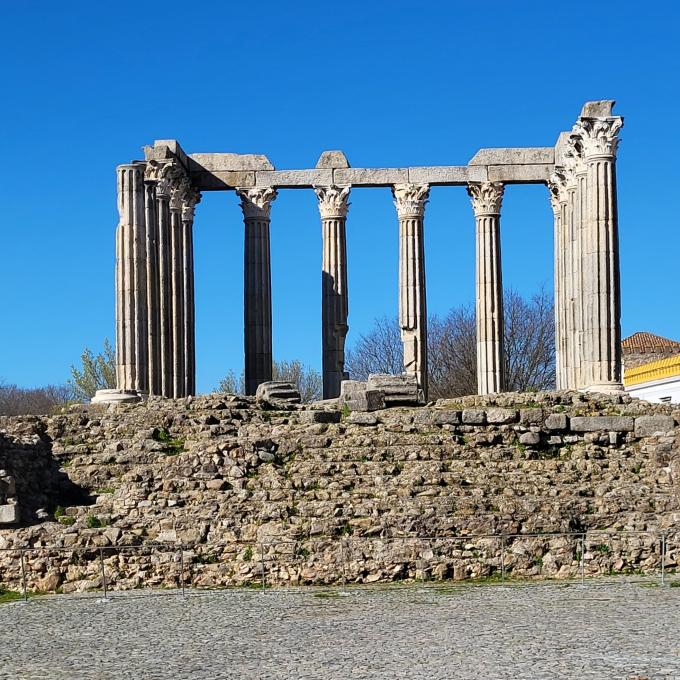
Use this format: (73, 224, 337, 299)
(181, 188, 201, 223)
(392, 183, 429, 219)
(467, 182, 504, 216)
(547, 170, 567, 216)
(314, 185, 351, 219)
(236, 187, 278, 220)
(571, 116, 623, 160)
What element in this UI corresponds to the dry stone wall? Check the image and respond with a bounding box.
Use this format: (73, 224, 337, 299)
(0, 391, 679, 593)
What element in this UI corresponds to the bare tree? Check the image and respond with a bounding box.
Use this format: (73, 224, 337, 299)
(217, 359, 322, 402)
(345, 289, 555, 397)
(0, 381, 73, 416)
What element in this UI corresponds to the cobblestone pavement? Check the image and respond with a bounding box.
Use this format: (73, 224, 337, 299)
(1, 580, 679, 679)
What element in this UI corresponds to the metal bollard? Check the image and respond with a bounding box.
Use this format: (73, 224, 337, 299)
(99, 548, 108, 600)
(661, 533, 666, 587)
(20, 549, 28, 602)
(580, 534, 585, 585)
(341, 539, 347, 588)
(179, 548, 186, 596)
(500, 535, 505, 583)
(259, 543, 266, 591)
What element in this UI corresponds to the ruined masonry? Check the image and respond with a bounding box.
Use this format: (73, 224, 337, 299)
(94, 101, 624, 404)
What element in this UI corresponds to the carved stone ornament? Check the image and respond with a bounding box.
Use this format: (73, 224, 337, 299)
(181, 188, 201, 222)
(571, 116, 623, 160)
(236, 187, 278, 220)
(467, 181, 504, 216)
(392, 183, 430, 218)
(314, 185, 351, 219)
(546, 170, 566, 215)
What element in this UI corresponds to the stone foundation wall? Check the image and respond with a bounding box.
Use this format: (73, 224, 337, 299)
(0, 391, 679, 593)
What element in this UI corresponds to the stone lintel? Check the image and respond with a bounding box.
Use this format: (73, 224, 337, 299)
(256, 169, 333, 188)
(487, 164, 553, 183)
(408, 166, 487, 185)
(333, 167, 409, 186)
(469, 147, 555, 166)
(191, 170, 256, 191)
(188, 153, 274, 172)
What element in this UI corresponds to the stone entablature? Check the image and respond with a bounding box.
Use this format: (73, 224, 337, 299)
(98, 101, 624, 404)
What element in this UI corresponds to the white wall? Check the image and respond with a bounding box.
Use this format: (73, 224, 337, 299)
(626, 376, 680, 404)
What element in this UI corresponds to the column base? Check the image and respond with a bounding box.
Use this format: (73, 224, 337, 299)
(582, 382, 625, 395)
(91, 389, 144, 405)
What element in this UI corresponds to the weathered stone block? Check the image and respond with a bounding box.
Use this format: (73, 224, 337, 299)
(255, 381, 301, 404)
(316, 150, 350, 169)
(367, 374, 419, 404)
(488, 164, 553, 183)
(462, 409, 486, 425)
(634, 416, 676, 437)
(333, 168, 409, 186)
(545, 414, 568, 431)
(468, 147, 555, 166)
(340, 380, 385, 412)
(434, 411, 461, 426)
(486, 408, 518, 424)
(407, 166, 469, 185)
(188, 153, 274, 171)
(347, 413, 378, 426)
(190, 170, 255, 190)
(519, 432, 540, 446)
(570, 416, 634, 432)
(520, 409, 544, 425)
(256, 169, 333, 187)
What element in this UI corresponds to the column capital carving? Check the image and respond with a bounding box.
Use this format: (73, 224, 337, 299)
(546, 170, 566, 216)
(181, 188, 201, 223)
(467, 181, 504, 216)
(571, 116, 623, 160)
(236, 187, 278, 220)
(392, 183, 429, 218)
(314, 185, 351, 219)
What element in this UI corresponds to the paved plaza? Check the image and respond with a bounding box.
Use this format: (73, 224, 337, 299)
(1, 580, 679, 679)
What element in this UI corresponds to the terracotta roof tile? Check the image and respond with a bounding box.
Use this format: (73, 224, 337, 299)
(621, 332, 680, 354)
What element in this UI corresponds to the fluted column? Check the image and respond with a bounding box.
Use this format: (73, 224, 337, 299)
(571, 107, 624, 392)
(547, 171, 567, 390)
(392, 183, 429, 399)
(237, 187, 277, 396)
(114, 163, 148, 393)
(170, 182, 186, 398)
(468, 181, 505, 395)
(181, 189, 200, 396)
(143, 173, 161, 395)
(156, 174, 173, 397)
(315, 186, 351, 399)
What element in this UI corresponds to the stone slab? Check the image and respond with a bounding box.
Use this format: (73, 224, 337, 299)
(468, 147, 555, 166)
(366, 374, 419, 404)
(255, 169, 333, 188)
(143, 140, 190, 170)
(486, 408, 518, 424)
(488, 164, 553, 183)
(189, 153, 274, 171)
(407, 166, 470, 185)
(0, 503, 19, 525)
(570, 416, 634, 433)
(545, 414, 569, 431)
(333, 168, 409, 186)
(191, 171, 256, 191)
(634, 415, 676, 437)
(580, 100, 615, 118)
(462, 409, 486, 425)
(316, 151, 350, 169)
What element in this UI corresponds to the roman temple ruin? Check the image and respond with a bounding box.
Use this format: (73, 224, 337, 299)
(93, 100, 624, 404)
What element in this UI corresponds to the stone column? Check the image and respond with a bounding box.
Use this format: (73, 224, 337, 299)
(170, 181, 186, 398)
(156, 174, 173, 397)
(468, 181, 505, 395)
(547, 170, 567, 390)
(571, 104, 624, 392)
(143, 173, 161, 395)
(181, 189, 200, 396)
(114, 163, 148, 393)
(315, 185, 351, 399)
(237, 187, 277, 396)
(392, 183, 429, 399)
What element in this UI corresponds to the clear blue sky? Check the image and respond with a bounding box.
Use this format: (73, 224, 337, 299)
(1, 1, 678, 393)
